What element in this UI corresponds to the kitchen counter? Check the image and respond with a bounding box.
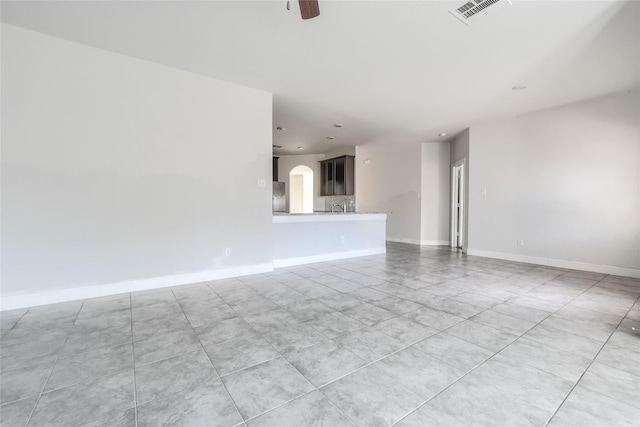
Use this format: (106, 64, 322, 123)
(273, 212, 386, 223)
(272, 213, 387, 267)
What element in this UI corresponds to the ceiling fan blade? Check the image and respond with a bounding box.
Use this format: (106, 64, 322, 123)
(299, 0, 320, 19)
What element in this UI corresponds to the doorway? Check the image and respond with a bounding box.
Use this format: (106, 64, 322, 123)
(289, 165, 314, 213)
(451, 160, 465, 249)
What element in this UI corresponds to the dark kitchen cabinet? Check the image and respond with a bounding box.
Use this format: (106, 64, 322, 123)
(320, 155, 354, 196)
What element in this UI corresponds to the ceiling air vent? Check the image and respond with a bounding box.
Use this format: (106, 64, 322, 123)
(450, 0, 512, 25)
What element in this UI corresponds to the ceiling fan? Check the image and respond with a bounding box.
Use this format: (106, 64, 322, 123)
(287, 0, 320, 20)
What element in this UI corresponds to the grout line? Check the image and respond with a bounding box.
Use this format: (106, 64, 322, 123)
(389, 264, 608, 426)
(129, 292, 138, 427)
(543, 293, 640, 426)
(171, 287, 246, 425)
(23, 301, 86, 426)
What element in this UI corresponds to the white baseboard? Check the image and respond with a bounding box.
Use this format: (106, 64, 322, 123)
(0, 263, 274, 311)
(387, 237, 421, 245)
(273, 247, 387, 268)
(467, 249, 640, 279)
(387, 238, 450, 247)
(420, 240, 451, 246)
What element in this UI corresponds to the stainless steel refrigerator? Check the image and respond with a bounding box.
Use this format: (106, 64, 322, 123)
(272, 182, 286, 212)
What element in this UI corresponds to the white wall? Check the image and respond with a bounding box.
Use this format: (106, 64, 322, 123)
(1, 24, 274, 307)
(356, 142, 422, 244)
(450, 129, 470, 251)
(273, 214, 387, 267)
(421, 142, 451, 245)
(468, 90, 640, 276)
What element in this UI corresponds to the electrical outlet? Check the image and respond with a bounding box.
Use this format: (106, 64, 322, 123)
(225, 247, 231, 256)
(340, 235, 345, 243)
(257, 179, 266, 188)
(517, 239, 524, 247)
(481, 188, 487, 196)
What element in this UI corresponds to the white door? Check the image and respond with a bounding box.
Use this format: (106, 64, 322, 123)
(451, 161, 465, 249)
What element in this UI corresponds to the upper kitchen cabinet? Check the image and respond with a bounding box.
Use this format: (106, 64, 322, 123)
(320, 155, 355, 196)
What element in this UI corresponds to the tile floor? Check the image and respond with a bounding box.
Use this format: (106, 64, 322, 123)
(1, 242, 639, 426)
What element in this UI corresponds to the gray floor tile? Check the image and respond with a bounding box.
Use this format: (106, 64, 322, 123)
(257, 321, 327, 354)
(285, 340, 366, 387)
(63, 325, 132, 356)
(130, 290, 177, 308)
(499, 337, 592, 382)
(5, 245, 640, 427)
(579, 361, 640, 408)
(0, 396, 38, 427)
(222, 357, 314, 419)
(315, 294, 361, 311)
(0, 332, 65, 372)
(371, 296, 422, 315)
(134, 328, 201, 365)
(341, 302, 396, 326)
(29, 370, 134, 426)
(427, 354, 573, 427)
(471, 310, 537, 335)
(247, 391, 355, 427)
(523, 323, 603, 358)
(74, 310, 131, 331)
(137, 378, 242, 427)
(320, 364, 424, 427)
(348, 287, 389, 302)
(132, 313, 192, 340)
(446, 320, 518, 352)
(183, 304, 238, 328)
(283, 299, 334, 322)
(204, 335, 280, 376)
(595, 343, 640, 376)
(374, 317, 438, 345)
(424, 299, 486, 319)
(374, 346, 465, 399)
(83, 408, 136, 427)
(132, 301, 184, 323)
(405, 307, 465, 330)
(608, 319, 640, 352)
(305, 312, 365, 338)
(548, 384, 640, 427)
(491, 302, 552, 323)
(334, 327, 405, 362)
(540, 313, 617, 342)
(46, 342, 133, 391)
(412, 332, 494, 372)
(135, 349, 217, 404)
(194, 317, 257, 347)
(395, 402, 467, 427)
(1, 361, 54, 404)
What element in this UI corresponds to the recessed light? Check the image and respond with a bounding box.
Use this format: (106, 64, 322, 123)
(327, 136, 336, 140)
(333, 124, 344, 128)
(276, 126, 286, 131)
(439, 133, 447, 137)
(512, 85, 528, 91)
(297, 146, 304, 150)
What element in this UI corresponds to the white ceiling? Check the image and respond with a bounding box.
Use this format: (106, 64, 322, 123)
(2, 1, 639, 155)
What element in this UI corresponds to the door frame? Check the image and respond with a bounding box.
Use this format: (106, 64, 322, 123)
(451, 159, 466, 249)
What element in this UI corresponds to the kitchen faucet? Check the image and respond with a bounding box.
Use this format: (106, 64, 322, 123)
(331, 201, 347, 213)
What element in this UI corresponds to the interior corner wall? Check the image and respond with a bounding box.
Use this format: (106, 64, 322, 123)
(355, 142, 421, 244)
(421, 142, 451, 245)
(450, 129, 470, 252)
(467, 90, 640, 277)
(1, 24, 274, 308)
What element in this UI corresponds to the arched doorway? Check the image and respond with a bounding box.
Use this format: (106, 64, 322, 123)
(289, 165, 314, 213)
